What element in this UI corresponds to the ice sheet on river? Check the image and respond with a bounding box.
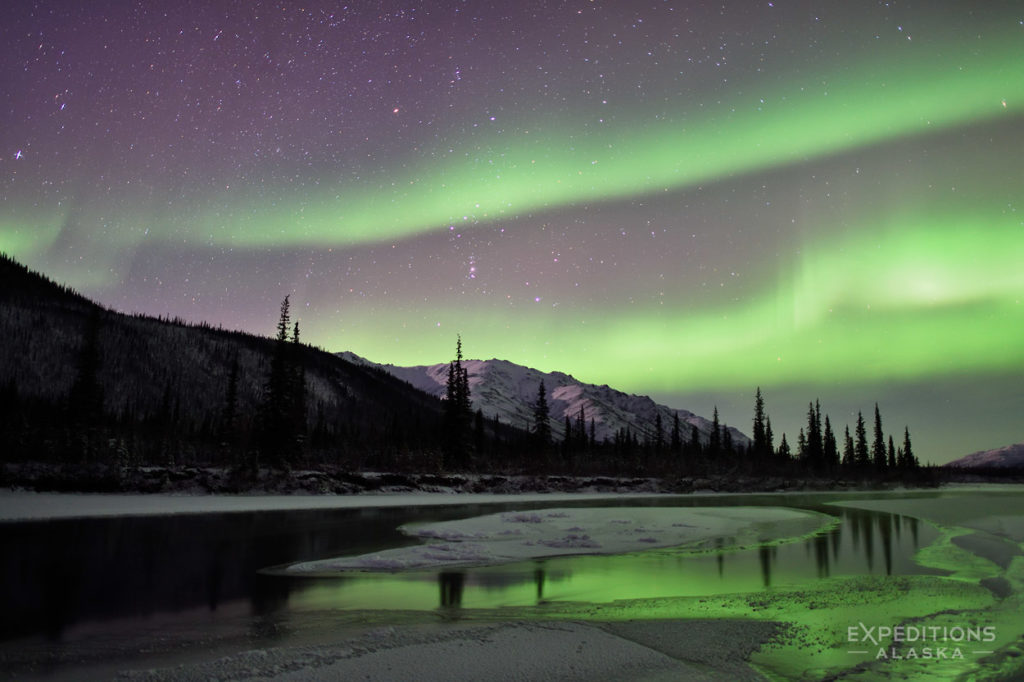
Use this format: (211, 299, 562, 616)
(288, 506, 831, 572)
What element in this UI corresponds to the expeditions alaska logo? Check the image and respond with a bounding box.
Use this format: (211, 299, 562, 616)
(847, 622, 996, 661)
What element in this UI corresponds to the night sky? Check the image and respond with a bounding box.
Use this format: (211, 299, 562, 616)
(2, 1, 1022, 463)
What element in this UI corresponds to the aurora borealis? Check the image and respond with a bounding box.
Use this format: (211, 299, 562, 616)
(1, 1, 1021, 463)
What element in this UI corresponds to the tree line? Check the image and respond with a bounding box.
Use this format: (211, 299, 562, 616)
(435, 335, 923, 481)
(0, 262, 935, 485)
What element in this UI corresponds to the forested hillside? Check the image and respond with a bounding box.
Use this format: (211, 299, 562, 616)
(0, 254, 938, 492)
(0, 253, 447, 479)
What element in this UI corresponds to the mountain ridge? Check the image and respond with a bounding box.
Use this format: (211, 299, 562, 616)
(0, 252, 446, 466)
(945, 443, 1024, 469)
(338, 351, 750, 447)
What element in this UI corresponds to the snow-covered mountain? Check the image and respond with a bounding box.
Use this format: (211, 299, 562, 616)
(945, 443, 1024, 468)
(338, 352, 750, 447)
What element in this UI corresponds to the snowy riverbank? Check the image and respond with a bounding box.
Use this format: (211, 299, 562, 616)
(289, 505, 832, 572)
(0, 489, 666, 522)
(4, 486, 1024, 680)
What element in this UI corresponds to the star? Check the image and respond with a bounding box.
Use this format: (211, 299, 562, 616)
(0, 0, 1020, 464)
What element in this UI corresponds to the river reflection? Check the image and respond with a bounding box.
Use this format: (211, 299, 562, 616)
(0, 493, 938, 641)
(280, 507, 936, 614)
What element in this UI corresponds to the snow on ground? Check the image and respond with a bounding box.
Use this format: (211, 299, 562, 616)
(0, 490, 667, 522)
(85, 620, 780, 682)
(289, 505, 831, 572)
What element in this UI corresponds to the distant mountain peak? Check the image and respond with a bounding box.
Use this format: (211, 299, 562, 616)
(945, 443, 1024, 468)
(339, 352, 750, 446)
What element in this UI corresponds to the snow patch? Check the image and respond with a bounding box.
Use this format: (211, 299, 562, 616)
(288, 506, 830, 572)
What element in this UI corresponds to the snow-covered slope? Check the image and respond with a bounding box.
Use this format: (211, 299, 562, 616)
(945, 443, 1024, 468)
(338, 352, 749, 447)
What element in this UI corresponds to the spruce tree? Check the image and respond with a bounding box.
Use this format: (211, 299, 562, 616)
(444, 361, 459, 431)
(887, 435, 897, 469)
(443, 335, 472, 468)
(842, 425, 855, 468)
(855, 412, 870, 468)
(805, 401, 822, 468)
(260, 296, 296, 470)
(276, 295, 291, 342)
(871, 403, 887, 471)
(654, 412, 664, 454)
(721, 424, 733, 455)
(823, 415, 838, 470)
(778, 433, 791, 460)
(902, 427, 916, 469)
(670, 411, 682, 454)
(533, 380, 551, 447)
(291, 321, 307, 455)
(708, 406, 721, 457)
(752, 387, 767, 459)
(764, 417, 774, 457)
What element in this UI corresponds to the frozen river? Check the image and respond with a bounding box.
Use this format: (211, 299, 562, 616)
(1, 486, 1022, 680)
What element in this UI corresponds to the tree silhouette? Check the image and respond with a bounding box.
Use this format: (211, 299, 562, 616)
(443, 335, 473, 468)
(563, 415, 573, 460)
(855, 411, 870, 468)
(902, 427, 917, 469)
(805, 401, 823, 469)
(533, 380, 551, 447)
(259, 296, 305, 471)
(842, 425, 855, 468)
(670, 411, 681, 454)
(689, 424, 701, 459)
(575, 405, 586, 448)
(871, 403, 887, 471)
(721, 423, 733, 455)
(823, 415, 839, 470)
(290, 321, 307, 454)
(752, 387, 768, 459)
(778, 433, 791, 460)
(708, 406, 721, 457)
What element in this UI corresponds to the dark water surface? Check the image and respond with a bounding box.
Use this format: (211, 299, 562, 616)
(0, 491, 941, 645)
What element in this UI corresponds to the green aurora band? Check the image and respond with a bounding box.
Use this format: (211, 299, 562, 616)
(2, 23, 1021, 399)
(319, 208, 1024, 391)
(191, 29, 1023, 247)
(3, 26, 1021, 256)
